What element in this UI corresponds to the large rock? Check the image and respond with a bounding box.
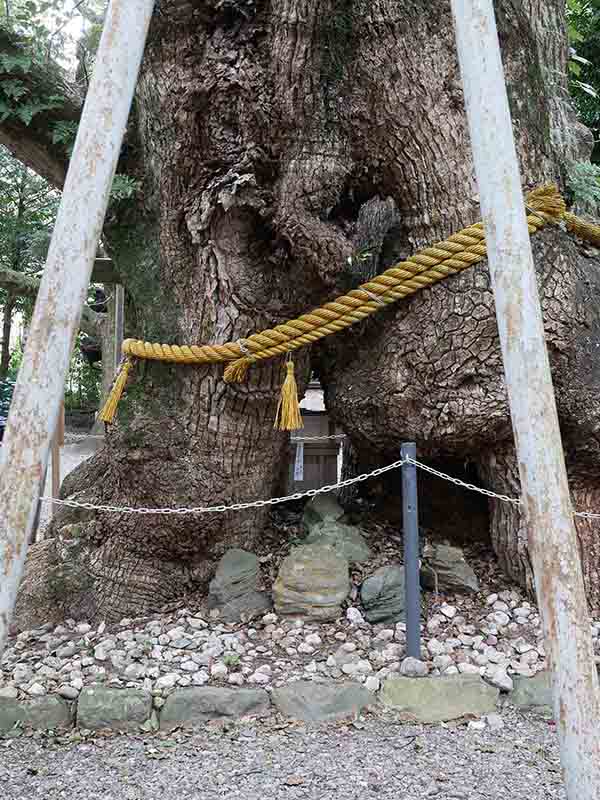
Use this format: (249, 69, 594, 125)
(160, 687, 270, 729)
(77, 688, 152, 731)
(272, 681, 373, 722)
(273, 544, 349, 620)
(0, 696, 71, 732)
(303, 494, 344, 530)
(305, 521, 371, 564)
(380, 675, 499, 723)
(208, 549, 271, 622)
(420, 544, 479, 594)
(510, 671, 553, 710)
(361, 565, 406, 623)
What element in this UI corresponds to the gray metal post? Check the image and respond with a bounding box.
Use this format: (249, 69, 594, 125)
(401, 442, 421, 659)
(0, 0, 155, 657)
(452, 2, 600, 796)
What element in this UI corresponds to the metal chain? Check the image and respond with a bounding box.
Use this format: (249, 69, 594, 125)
(407, 457, 600, 519)
(62, 432, 347, 443)
(291, 433, 347, 442)
(40, 457, 406, 515)
(406, 457, 521, 505)
(39, 450, 600, 519)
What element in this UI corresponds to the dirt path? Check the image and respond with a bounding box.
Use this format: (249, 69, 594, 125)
(38, 437, 102, 532)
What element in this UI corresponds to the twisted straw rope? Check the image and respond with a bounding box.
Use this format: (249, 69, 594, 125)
(116, 185, 596, 387)
(121, 186, 566, 382)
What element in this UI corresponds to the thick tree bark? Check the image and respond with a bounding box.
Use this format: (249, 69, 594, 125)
(4, 0, 600, 627)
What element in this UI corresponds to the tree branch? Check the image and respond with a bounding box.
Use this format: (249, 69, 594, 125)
(0, 28, 82, 188)
(0, 266, 103, 337)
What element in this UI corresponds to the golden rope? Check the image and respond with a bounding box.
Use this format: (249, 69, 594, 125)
(99, 185, 600, 427)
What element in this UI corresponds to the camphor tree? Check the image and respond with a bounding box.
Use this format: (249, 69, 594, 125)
(2, 0, 600, 627)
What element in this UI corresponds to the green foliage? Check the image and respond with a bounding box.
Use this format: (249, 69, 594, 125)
(566, 160, 600, 213)
(51, 119, 78, 154)
(64, 335, 101, 411)
(567, 0, 600, 157)
(110, 174, 141, 203)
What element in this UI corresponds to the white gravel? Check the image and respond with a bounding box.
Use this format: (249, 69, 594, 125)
(0, 709, 565, 799)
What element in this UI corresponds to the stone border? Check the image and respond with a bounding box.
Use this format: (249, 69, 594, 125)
(0, 673, 553, 734)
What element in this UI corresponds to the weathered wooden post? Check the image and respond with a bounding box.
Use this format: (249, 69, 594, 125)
(451, 1, 600, 796)
(0, 0, 155, 657)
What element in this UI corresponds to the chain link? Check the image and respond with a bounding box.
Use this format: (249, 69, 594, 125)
(61, 432, 346, 443)
(406, 457, 521, 505)
(39, 450, 600, 519)
(40, 458, 406, 515)
(291, 433, 346, 442)
(407, 457, 600, 519)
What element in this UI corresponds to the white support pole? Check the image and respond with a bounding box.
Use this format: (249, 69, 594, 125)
(451, 2, 600, 797)
(0, 0, 155, 657)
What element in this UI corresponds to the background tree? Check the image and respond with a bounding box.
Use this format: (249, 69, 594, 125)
(567, 0, 600, 160)
(1, 1, 600, 628)
(0, 145, 58, 374)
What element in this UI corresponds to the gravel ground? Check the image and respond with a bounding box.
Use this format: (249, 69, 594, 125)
(0, 709, 564, 800)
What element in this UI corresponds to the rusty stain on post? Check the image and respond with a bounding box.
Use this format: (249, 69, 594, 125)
(451, 2, 600, 797)
(0, 0, 155, 657)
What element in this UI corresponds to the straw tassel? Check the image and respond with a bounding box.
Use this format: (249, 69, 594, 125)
(274, 359, 303, 431)
(98, 357, 135, 424)
(223, 356, 254, 383)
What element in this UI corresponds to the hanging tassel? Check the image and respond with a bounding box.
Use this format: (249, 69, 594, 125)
(274, 358, 304, 431)
(98, 357, 135, 424)
(223, 357, 254, 383)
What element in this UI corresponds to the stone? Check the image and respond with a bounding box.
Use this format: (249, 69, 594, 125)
(420, 544, 479, 595)
(0, 696, 71, 732)
(511, 671, 552, 709)
(400, 657, 429, 677)
(77, 688, 152, 731)
(211, 663, 228, 679)
(486, 712, 505, 731)
(26, 682, 46, 697)
(228, 673, 245, 686)
(207, 549, 271, 623)
(468, 719, 486, 731)
(380, 675, 499, 723)
(440, 603, 457, 620)
(302, 494, 344, 530)
(156, 673, 179, 691)
(488, 611, 510, 627)
(124, 663, 146, 680)
(58, 685, 80, 700)
(346, 607, 365, 626)
(56, 644, 77, 659)
(458, 663, 480, 675)
(361, 566, 406, 624)
(249, 671, 270, 684)
(273, 545, 349, 621)
(272, 681, 372, 722)
(305, 633, 322, 647)
(305, 521, 371, 564)
(365, 676, 380, 692)
(0, 686, 18, 700)
(433, 655, 454, 671)
(160, 687, 270, 729)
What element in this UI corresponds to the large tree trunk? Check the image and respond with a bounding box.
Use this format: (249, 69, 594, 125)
(9, 0, 600, 628)
(318, 3, 600, 608)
